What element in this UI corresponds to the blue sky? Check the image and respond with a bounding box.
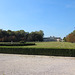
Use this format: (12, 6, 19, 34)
(0, 0, 75, 38)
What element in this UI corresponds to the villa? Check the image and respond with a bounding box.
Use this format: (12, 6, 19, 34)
(43, 36, 62, 42)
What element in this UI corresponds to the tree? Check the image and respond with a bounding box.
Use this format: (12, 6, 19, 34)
(66, 30, 75, 43)
(28, 30, 44, 41)
(0, 29, 44, 42)
(63, 37, 66, 42)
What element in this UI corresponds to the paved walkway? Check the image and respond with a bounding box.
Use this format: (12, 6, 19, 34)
(0, 54, 75, 75)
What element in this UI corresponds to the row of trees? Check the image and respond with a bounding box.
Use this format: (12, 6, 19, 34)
(64, 30, 75, 43)
(0, 29, 44, 42)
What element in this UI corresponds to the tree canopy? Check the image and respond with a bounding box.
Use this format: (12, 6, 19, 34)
(0, 29, 44, 42)
(65, 30, 75, 43)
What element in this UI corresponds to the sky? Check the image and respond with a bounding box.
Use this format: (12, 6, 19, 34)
(0, 0, 75, 38)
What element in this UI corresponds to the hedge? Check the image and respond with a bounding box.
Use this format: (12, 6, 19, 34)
(0, 48, 75, 57)
(0, 43, 35, 46)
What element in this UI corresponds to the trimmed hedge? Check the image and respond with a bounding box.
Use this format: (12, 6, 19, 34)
(0, 48, 75, 57)
(0, 43, 35, 46)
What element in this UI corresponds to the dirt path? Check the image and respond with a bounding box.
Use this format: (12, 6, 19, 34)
(0, 54, 75, 75)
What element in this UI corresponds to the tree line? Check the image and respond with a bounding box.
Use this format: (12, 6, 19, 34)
(0, 29, 44, 42)
(64, 30, 75, 43)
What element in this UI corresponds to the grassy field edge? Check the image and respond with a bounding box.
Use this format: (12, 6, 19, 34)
(0, 42, 75, 57)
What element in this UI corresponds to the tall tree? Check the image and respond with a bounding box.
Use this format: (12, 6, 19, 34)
(66, 30, 75, 43)
(0, 29, 44, 42)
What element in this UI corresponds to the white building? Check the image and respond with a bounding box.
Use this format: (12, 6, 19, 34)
(43, 36, 62, 42)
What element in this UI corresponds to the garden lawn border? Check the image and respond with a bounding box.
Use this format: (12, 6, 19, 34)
(0, 47, 75, 57)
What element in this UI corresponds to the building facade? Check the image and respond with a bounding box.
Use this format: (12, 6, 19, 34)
(43, 36, 62, 42)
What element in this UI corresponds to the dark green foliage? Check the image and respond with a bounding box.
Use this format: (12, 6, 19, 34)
(20, 41, 25, 44)
(63, 37, 66, 42)
(0, 42, 35, 46)
(0, 48, 75, 57)
(0, 29, 44, 42)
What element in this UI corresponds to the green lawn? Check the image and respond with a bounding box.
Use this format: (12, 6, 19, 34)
(0, 42, 75, 49)
(33, 42, 75, 49)
(0, 42, 75, 56)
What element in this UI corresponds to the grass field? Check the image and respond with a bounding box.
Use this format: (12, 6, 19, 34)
(0, 42, 75, 49)
(0, 42, 75, 56)
(27, 42, 75, 49)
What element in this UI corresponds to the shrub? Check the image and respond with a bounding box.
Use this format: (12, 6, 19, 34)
(0, 48, 75, 57)
(0, 43, 35, 46)
(20, 41, 25, 44)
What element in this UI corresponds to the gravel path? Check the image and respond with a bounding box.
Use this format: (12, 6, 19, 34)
(0, 54, 75, 75)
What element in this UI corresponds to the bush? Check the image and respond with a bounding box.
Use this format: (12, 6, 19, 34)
(0, 48, 75, 57)
(0, 43, 35, 46)
(20, 41, 25, 44)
